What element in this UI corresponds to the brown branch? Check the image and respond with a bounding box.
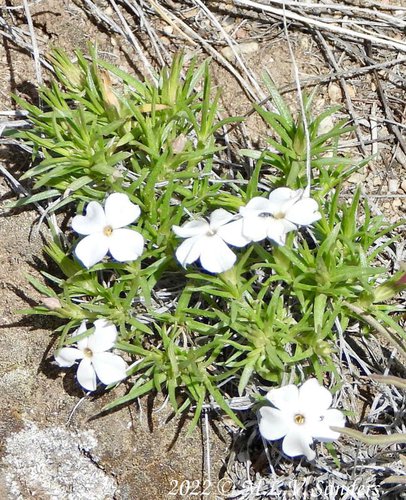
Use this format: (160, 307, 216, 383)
(343, 301, 406, 361)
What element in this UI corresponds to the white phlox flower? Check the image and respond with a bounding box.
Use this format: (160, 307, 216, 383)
(258, 378, 345, 460)
(172, 208, 251, 274)
(239, 187, 321, 246)
(72, 192, 144, 268)
(54, 319, 128, 392)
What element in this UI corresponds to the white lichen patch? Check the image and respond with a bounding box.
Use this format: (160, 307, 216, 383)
(3, 423, 117, 500)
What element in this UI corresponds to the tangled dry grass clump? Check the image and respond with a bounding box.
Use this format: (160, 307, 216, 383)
(0, 1, 405, 499)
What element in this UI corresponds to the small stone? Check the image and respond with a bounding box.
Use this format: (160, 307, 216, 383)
(372, 176, 381, 187)
(163, 25, 173, 35)
(388, 178, 399, 193)
(318, 115, 334, 135)
(300, 37, 309, 50)
(392, 198, 402, 209)
(348, 172, 366, 184)
(221, 42, 259, 60)
(235, 28, 248, 39)
(328, 83, 341, 103)
(346, 85, 356, 99)
(395, 148, 406, 164)
(401, 180, 406, 193)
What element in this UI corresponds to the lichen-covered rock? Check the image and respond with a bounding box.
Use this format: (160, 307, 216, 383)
(3, 423, 117, 500)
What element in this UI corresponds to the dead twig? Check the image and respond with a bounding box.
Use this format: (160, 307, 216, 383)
(108, 0, 157, 82)
(146, 0, 263, 102)
(314, 30, 367, 156)
(365, 43, 406, 158)
(22, 0, 43, 87)
(343, 301, 406, 362)
(234, 0, 406, 53)
(191, 0, 266, 101)
(331, 426, 406, 446)
(281, 3, 312, 193)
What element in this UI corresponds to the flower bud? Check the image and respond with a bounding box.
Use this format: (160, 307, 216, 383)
(99, 69, 120, 114)
(373, 268, 406, 303)
(171, 134, 187, 154)
(314, 339, 333, 357)
(42, 297, 62, 310)
(293, 125, 306, 156)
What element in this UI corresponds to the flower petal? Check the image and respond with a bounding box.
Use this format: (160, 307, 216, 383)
(87, 319, 118, 353)
(242, 197, 273, 214)
(92, 352, 127, 386)
(108, 228, 144, 262)
(216, 218, 250, 247)
(312, 409, 346, 442)
(265, 218, 293, 246)
(298, 378, 332, 413)
(104, 193, 141, 229)
(175, 235, 202, 267)
(282, 427, 315, 460)
(285, 198, 321, 226)
(74, 233, 109, 268)
(76, 358, 97, 391)
(54, 347, 83, 367)
(74, 321, 90, 351)
(71, 201, 106, 235)
(241, 213, 270, 242)
(199, 236, 236, 273)
(173, 219, 208, 238)
(209, 208, 235, 231)
(258, 406, 290, 441)
(267, 187, 302, 214)
(266, 384, 299, 413)
(73, 320, 88, 338)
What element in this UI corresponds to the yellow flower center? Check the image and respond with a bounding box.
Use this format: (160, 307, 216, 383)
(294, 413, 305, 425)
(273, 211, 286, 220)
(83, 347, 93, 359)
(103, 225, 113, 237)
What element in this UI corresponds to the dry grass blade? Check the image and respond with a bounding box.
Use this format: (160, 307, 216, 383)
(144, 0, 197, 46)
(381, 476, 406, 485)
(314, 30, 367, 155)
(281, 4, 312, 193)
(331, 426, 406, 445)
(369, 374, 406, 390)
(234, 0, 406, 53)
(0, 14, 52, 71)
(343, 301, 406, 361)
(123, 0, 169, 66)
(279, 56, 406, 93)
(108, 0, 157, 81)
(191, 0, 266, 101)
(22, 0, 43, 86)
(146, 0, 263, 102)
(268, 0, 406, 28)
(365, 45, 406, 157)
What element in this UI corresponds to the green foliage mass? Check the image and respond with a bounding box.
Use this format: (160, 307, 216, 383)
(15, 48, 405, 428)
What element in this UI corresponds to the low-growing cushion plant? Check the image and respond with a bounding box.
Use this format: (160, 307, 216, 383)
(11, 48, 405, 434)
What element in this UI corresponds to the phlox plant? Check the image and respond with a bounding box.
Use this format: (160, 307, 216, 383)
(13, 48, 405, 428)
